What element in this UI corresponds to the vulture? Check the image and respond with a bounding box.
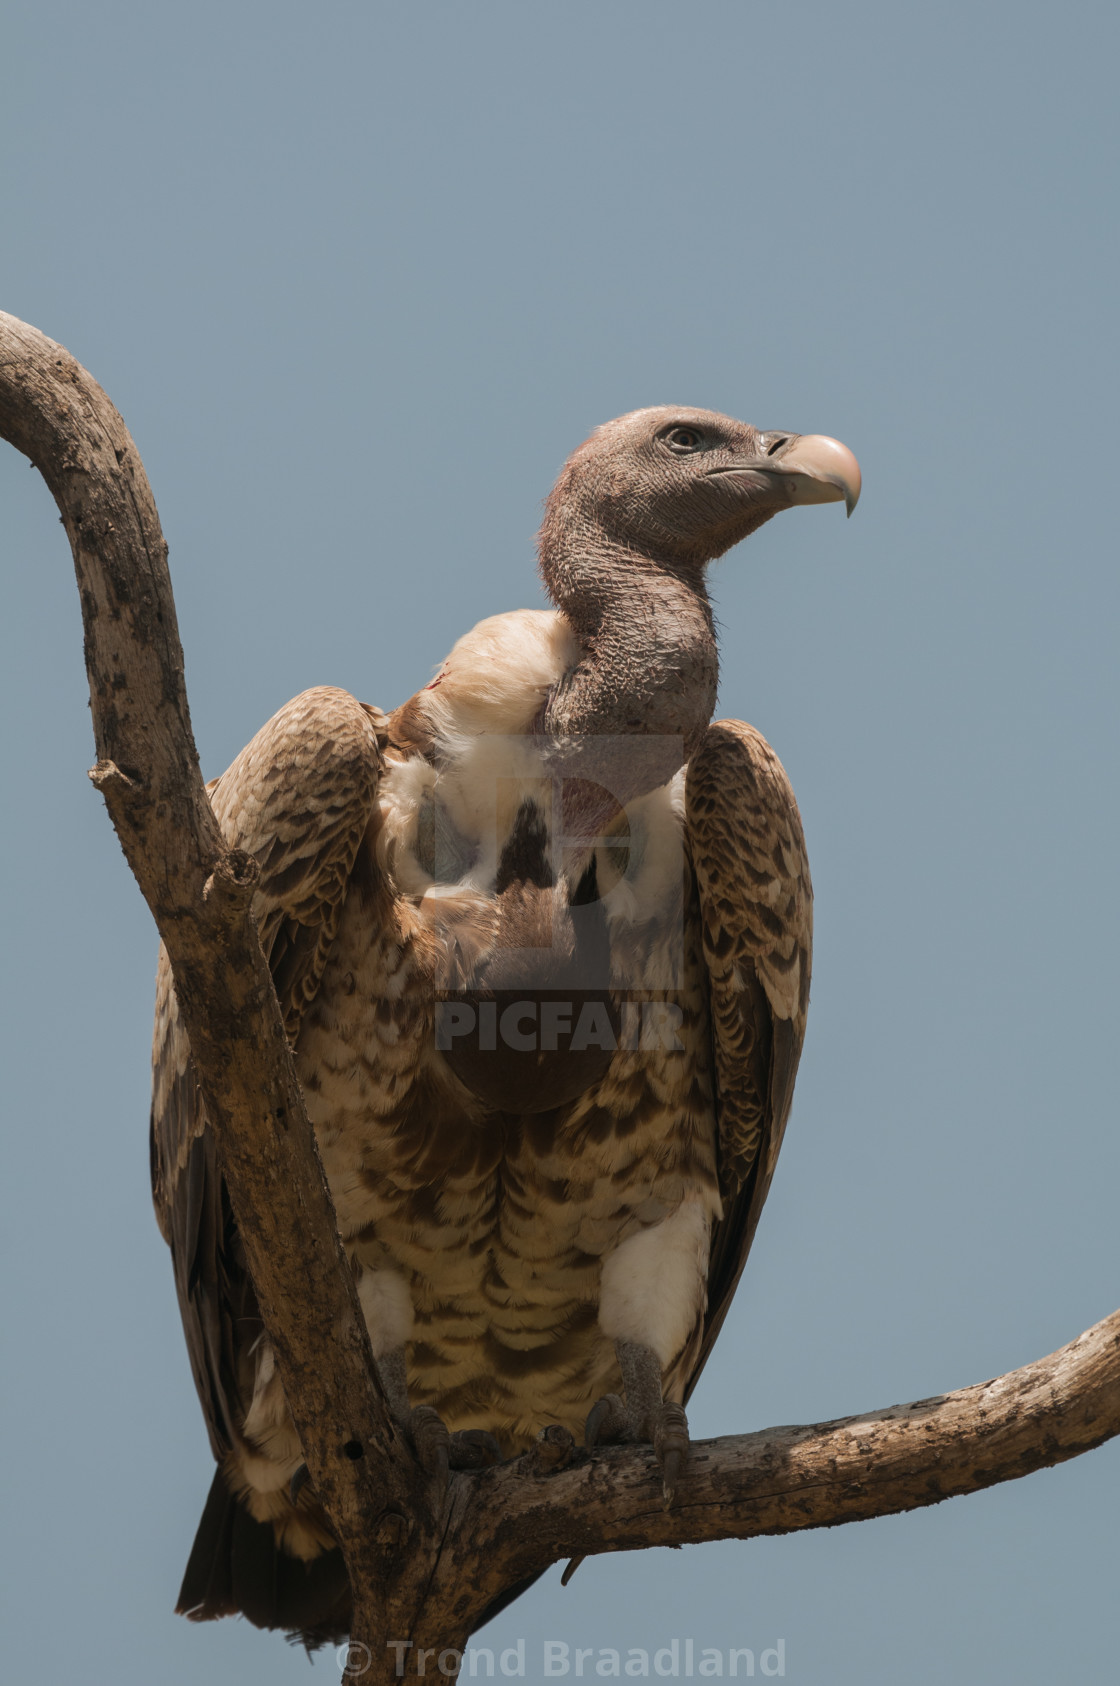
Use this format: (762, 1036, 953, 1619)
(151, 406, 860, 1645)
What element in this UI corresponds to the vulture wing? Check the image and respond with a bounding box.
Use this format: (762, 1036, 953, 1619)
(150, 687, 386, 1465)
(683, 719, 813, 1396)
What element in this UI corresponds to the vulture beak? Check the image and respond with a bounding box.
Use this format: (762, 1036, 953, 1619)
(713, 433, 862, 517)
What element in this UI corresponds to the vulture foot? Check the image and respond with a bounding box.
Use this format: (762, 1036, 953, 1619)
(402, 1411, 502, 1479)
(375, 1348, 459, 1483)
(648, 1399, 690, 1508)
(585, 1340, 690, 1506)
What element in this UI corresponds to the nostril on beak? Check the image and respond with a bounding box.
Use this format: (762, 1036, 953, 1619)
(765, 435, 789, 457)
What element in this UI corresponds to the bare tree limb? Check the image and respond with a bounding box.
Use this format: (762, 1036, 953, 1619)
(0, 309, 425, 1653)
(451, 1309, 1120, 1609)
(3, 307, 1118, 1681)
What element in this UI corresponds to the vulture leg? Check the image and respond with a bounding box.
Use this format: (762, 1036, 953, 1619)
(355, 1270, 497, 1474)
(587, 1199, 706, 1504)
(377, 1348, 503, 1476)
(377, 1347, 447, 1479)
(585, 1339, 690, 1508)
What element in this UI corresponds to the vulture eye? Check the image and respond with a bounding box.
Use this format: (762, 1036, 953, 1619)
(664, 426, 704, 453)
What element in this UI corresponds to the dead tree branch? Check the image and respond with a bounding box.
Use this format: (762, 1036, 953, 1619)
(0, 309, 423, 1664)
(3, 308, 1118, 1680)
(453, 1309, 1120, 1609)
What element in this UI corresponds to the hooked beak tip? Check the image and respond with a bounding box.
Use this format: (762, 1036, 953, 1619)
(779, 433, 861, 517)
(708, 431, 861, 520)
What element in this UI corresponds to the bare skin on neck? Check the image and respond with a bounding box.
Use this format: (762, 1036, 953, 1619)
(536, 406, 858, 800)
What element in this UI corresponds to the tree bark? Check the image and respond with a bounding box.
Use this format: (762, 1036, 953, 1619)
(0, 308, 425, 1668)
(3, 308, 1118, 1680)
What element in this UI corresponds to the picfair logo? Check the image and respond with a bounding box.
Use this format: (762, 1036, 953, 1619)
(435, 998, 685, 1054)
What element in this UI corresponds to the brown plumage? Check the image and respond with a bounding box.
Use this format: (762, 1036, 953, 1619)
(151, 407, 858, 1645)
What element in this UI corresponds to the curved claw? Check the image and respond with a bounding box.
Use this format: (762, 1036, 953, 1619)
(585, 1392, 629, 1450)
(408, 1404, 451, 1484)
(651, 1401, 690, 1508)
(659, 1445, 684, 1508)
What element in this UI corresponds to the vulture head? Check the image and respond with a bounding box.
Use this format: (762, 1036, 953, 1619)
(539, 404, 861, 587)
(537, 404, 860, 781)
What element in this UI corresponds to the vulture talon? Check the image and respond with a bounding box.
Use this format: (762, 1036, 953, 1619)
(407, 1404, 451, 1483)
(585, 1392, 630, 1450)
(649, 1400, 690, 1508)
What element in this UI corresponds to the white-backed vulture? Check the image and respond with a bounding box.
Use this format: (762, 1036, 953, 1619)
(150, 407, 860, 1644)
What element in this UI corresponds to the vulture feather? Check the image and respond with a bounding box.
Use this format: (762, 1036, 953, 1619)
(150, 407, 860, 1644)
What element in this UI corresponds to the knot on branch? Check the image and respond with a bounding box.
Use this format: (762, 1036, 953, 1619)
(370, 1507, 411, 1579)
(74, 512, 118, 558)
(88, 758, 148, 825)
(202, 848, 261, 925)
(525, 1424, 577, 1475)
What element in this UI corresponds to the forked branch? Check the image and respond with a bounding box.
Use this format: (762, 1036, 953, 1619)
(0, 309, 418, 1635)
(3, 309, 1117, 1681)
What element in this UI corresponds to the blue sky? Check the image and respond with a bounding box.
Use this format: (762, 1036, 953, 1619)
(2, 3, 1117, 1681)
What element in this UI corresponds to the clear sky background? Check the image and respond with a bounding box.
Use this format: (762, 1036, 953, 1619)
(2, 4, 1117, 1682)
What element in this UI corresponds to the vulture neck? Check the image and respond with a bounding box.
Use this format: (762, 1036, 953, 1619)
(539, 526, 718, 797)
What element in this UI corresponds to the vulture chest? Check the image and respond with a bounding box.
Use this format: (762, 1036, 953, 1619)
(295, 815, 722, 1447)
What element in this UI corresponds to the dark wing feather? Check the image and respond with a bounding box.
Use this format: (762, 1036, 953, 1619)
(150, 687, 386, 1462)
(683, 719, 812, 1394)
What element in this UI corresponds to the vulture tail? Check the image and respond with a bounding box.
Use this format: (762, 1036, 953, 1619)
(177, 1472, 548, 1647)
(176, 1469, 352, 1649)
